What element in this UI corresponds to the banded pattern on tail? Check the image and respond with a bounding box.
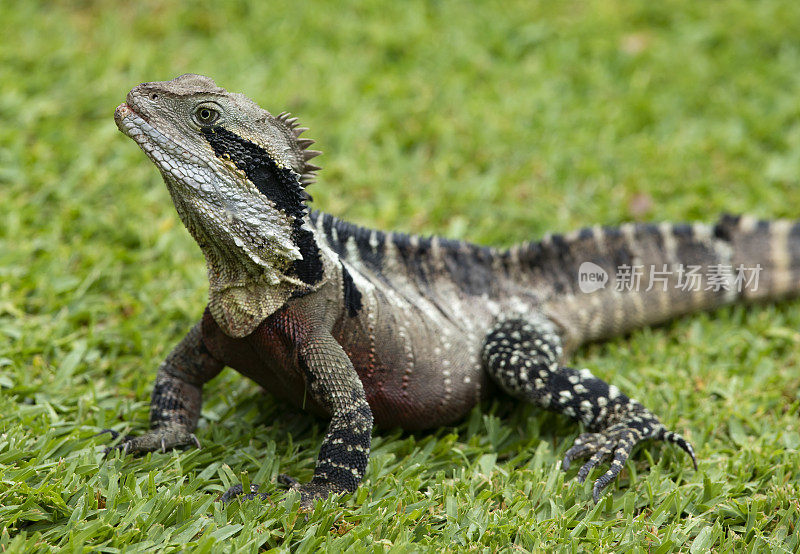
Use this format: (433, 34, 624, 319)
(719, 214, 800, 301)
(512, 215, 800, 346)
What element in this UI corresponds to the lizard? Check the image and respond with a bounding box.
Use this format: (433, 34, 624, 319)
(107, 73, 800, 506)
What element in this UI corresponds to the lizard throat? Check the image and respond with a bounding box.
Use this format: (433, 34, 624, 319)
(201, 126, 324, 286)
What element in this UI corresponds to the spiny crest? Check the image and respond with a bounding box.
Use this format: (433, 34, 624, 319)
(275, 111, 322, 187)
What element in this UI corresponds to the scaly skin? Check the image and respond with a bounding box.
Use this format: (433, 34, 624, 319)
(107, 74, 800, 507)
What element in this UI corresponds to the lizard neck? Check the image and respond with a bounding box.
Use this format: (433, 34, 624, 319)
(162, 167, 330, 338)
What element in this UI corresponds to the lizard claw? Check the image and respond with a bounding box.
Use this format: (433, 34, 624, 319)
(103, 439, 130, 459)
(280, 477, 345, 509)
(219, 477, 323, 519)
(277, 473, 301, 488)
(221, 475, 342, 510)
(219, 483, 268, 503)
(95, 429, 121, 441)
(97, 429, 134, 458)
(218, 475, 296, 505)
(562, 413, 697, 502)
(660, 429, 698, 470)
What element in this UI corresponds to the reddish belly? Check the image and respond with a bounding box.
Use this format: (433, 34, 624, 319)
(200, 306, 484, 429)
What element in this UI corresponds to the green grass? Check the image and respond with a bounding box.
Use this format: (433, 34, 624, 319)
(2, 0, 800, 550)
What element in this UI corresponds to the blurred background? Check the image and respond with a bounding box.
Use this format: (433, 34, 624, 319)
(4, 0, 800, 355)
(2, 1, 800, 549)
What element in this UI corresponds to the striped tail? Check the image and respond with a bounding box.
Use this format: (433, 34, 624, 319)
(510, 215, 800, 346)
(721, 215, 800, 302)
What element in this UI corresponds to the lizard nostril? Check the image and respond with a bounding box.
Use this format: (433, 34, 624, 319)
(151, 93, 158, 100)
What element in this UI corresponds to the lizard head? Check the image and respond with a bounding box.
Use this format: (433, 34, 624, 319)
(114, 73, 324, 290)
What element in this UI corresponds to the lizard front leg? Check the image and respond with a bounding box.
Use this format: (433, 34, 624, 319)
(221, 321, 373, 508)
(104, 321, 224, 455)
(482, 316, 696, 501)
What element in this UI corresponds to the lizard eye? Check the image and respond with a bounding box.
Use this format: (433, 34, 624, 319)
(194, 104, 221, 126)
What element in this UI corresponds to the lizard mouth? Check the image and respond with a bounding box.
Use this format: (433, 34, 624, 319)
(113, 101, 164, 158)
(114, 102, 161, 151)
(114, 102, 131, 123)
(114, 102, 143, 134)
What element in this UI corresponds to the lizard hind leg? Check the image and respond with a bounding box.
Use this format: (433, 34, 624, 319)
(481, 315, 697, 501)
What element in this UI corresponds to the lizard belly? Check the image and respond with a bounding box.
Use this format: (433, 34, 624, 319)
(332, 305, 490, 430)
(201, 303, 490, 430)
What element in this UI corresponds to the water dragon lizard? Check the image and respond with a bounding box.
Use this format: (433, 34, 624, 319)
(107, 73, 800, 506)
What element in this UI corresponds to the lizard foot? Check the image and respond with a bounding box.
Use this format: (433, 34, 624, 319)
(100, 427, 201, 457)
(278, 474, 344, 510)
(219, 475, 341, 510)
(219, 483, 269, 503)
(562, 413, 697, 502)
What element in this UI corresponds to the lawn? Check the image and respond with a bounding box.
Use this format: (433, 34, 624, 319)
(2, 0, 800, 551)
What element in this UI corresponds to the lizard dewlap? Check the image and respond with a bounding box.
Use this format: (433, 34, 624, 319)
(109, 73, 800, 506)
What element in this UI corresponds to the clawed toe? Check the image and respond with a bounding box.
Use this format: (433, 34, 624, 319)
(97, 429, 132, 458)
(562, 420, 697, 501)
(218, 476, 322, 509)
(97, 428, 201, 458)
(95, 429, 121, 441)
(219, 483, 268, 503)
(576, 446, 616, 483)
(104, 442, 128, 458)
(562, 432, 602, 471)
(277, 473, 301, 488)
(96, 429, 134, 450)
(564, 431, 637, 500)
(661, 429, 698, 470)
